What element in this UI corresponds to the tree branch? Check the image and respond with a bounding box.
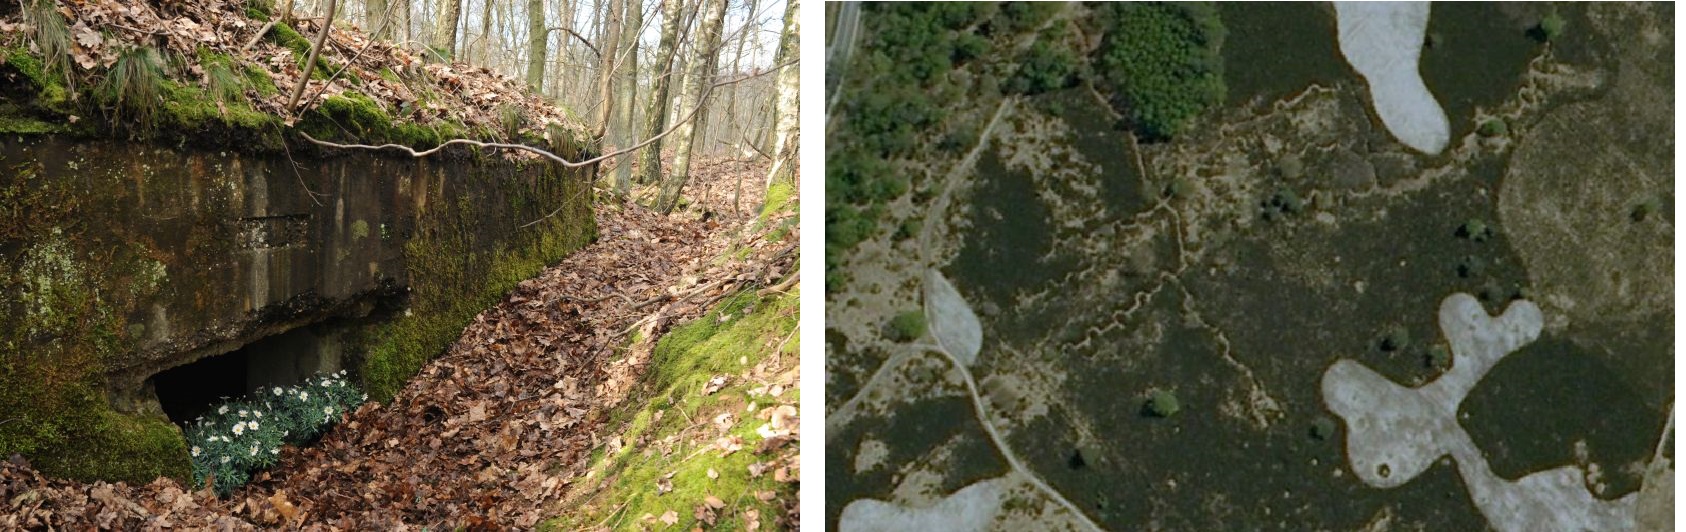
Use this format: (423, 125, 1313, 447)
(286, 0, 338, 112)
(297, 58, 794, 169)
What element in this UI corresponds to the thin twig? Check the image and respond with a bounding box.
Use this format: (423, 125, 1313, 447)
(302, 59, 794, 170)
(286, 0, 338, 112)
(241, 19, 279, 52)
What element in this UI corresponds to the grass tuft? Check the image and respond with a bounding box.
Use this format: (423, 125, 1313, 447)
(97, 46, 168, 129)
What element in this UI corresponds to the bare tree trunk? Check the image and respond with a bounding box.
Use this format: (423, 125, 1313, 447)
(591, 0, 623, 138)
(526, 0, 547, 91)
(610, 0, 640, 195)
(369, 0, 390, 39)
(555, 0, 573, 101)
(477, 0, 494, 64)
(280, 0, 296, 21)
(398, 0, 410, 43)
(762, 0, 797, 196)
(722, 0, 757, 162)
(633, 0, 685, 186)
(432, 0, 464, 60)
(655, 0, 726, 214)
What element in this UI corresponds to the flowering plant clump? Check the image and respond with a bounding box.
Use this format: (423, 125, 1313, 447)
(184, 370, 367, 495)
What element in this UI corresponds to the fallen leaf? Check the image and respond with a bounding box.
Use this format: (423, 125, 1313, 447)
(659, 510, 679, 526)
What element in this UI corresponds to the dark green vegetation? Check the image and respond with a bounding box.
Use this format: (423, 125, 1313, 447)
(1420, 2, 1538, 141)
(1215, 3, 1345, 105)
(1478, 118, 1509, 138)
(1092, 2, 1226, 139)
(1144, 389, 1180, 418)
(887, 310, 928, 343)
(1461, 334, 1658, 499)
(826, 2, 1001, 292)
(543, 290, 798, 530)
(186, 373, 365, 495)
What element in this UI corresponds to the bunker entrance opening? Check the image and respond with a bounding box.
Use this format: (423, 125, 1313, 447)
(151, 324, 347, 426)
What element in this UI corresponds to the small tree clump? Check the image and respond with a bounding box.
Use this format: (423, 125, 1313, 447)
(1477, 118, 1509, 138)
(1457, 219, 1492, 242)
(1163, 177, 1192, 199)
(1378, 325, 1410, 352)
(1456, 255, 1486, 279)
(1276, 155, 1305, 180)
(1310, 416, 1337, 441)
(887, 310, 928, 343)
(1425, 344, 1452, 370)
(1145, 389, 1181, 418)
(1631, 196, 1663, 222)
(1533, 12, 1566, 42)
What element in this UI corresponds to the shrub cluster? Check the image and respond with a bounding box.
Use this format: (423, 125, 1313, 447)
(184, 370, 366, 495)
(827, 3, 1000, 293)
(1093, 2, 1227, 140)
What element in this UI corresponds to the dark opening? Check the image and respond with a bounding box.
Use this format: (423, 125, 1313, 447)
(152, 324, 346, 426)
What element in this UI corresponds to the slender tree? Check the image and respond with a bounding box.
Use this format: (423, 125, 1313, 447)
(611, 0, 641, 195)
(634, 0, 685, 186)
(722, 0, 758, 159)
(656, 0, 727, 213)
(526, 0, 547, 90)
(592, 0, 624, 138)
(368, 0, 390, 39)
(763, 0, 797, 193)
(432, 0, 464, 60)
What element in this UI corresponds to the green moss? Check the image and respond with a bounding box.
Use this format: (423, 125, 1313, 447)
(0, 220, 190, 484)
(5, 46, 72, 111)
(271, 23, 331, 79)
(0, 116, 66, 134)
(545, 290, 798, 530)
(354, 162, 596, 401)
(351, 219, 370, 240)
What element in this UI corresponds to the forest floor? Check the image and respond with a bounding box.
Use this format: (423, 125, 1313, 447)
(0, 154, 800, 530)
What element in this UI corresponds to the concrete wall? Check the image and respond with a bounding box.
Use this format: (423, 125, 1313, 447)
(0, 134, 596, 481)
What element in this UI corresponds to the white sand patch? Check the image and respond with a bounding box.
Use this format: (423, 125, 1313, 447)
(1333, 2, 1450, 154)
(925, 268, 983, 366)
(1322, 294, 1637, 531)
(839, 477, 1007, 532)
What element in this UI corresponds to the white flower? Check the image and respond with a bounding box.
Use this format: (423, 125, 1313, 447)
(221, 456, 230, 464)
(299, 391, 309, 401)
(282, 430, 289, 437)
(249, 444, 258, 456)
(253, 410, 263, 419)
(361, 394, 368, 402)
(273, 387, 284, 396)
(270, 448, 279, 455)
(218, 405, 229, 415)
(247, 421, 259, 431)
(324, 406, 334, 416)
(191, 446, 201, 457)
(238, 410, 248, 418)
(232, 424, 245, 436)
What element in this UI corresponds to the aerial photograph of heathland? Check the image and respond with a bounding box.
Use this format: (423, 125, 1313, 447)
(825, 2, 1672, 530)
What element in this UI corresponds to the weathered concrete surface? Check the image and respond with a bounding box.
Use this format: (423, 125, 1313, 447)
(0, 134, 596, 482)
(1333, 1, 1450, 154)
(1324, 294, 1638, 532)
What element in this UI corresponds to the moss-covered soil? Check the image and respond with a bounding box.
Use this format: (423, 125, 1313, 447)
(545, 289, 799, 531)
